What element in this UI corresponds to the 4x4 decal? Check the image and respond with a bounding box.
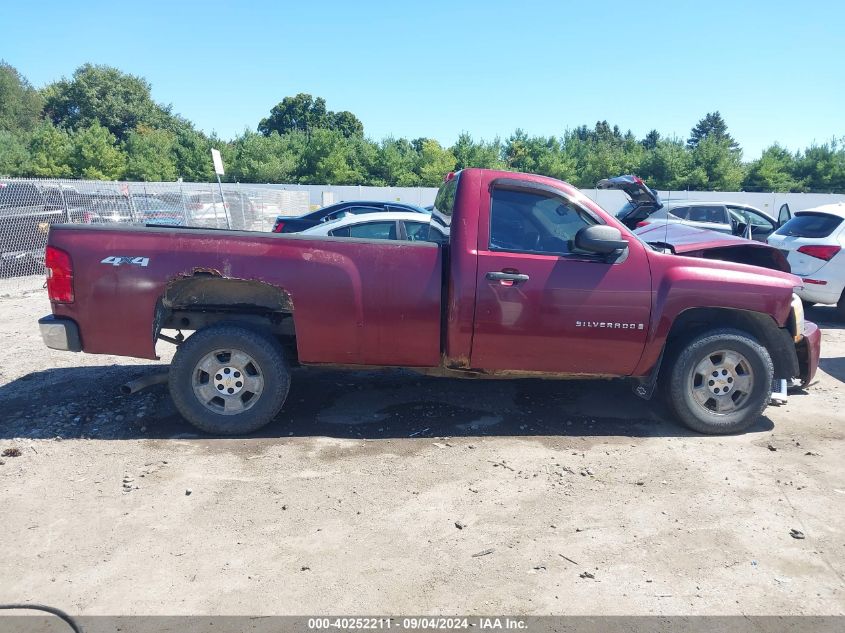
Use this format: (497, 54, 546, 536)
(100, 256, 150, 267)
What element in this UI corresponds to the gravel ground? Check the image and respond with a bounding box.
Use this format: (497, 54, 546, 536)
(0, 278, 843, 616)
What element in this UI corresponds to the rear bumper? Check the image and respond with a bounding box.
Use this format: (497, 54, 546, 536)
(38, 315, 82, 352)
(796, 320, 821, 387)
(795, 283, 842, 305)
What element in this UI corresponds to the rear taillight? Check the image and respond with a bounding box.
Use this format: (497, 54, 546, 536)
(45, 245, 74, 303)
(636, 221, 651, 228)
(797, 245, 841, 261)
(272, 219, 285, 233)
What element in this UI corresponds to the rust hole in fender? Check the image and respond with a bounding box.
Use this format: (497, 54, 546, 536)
(163, 275, 293, 313)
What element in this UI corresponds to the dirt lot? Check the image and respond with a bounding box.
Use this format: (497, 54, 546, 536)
(1, 277, 843, 616)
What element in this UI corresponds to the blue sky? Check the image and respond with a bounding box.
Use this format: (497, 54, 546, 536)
(3, 0, 843, 158)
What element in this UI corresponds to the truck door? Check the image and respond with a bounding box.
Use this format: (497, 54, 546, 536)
(471, 182, 652, 376)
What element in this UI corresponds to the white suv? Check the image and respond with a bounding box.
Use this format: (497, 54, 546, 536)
(767, 203, 845, 313)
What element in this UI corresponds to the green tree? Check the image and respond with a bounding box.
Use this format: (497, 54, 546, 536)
(795, 140, 845, 193)
(688, 136, 745, 190)
(43, 64, 169, 141)
(743, 144, 803, 192)
(231, 131, 301, 183)
(329, 110, 364, 138)
(125, 126, 178, 181)
(27, 121, 73, 177)
(0, 61, 43, 133)
(299, 128, 364, 184)
(173, 127, 215, 182)
(258, 93, 327, 135)
(638, 138, 693, 190)
(258, 94, 364, 138)
(347, 134, 381, 184)
(414, 139, 456, 186)
(504, 129, 537, 173)
(641, 129, 661, 150)
(372, 137, 419, 186)
(0, 130, 30, 176)
(687, 111, 739, 151)
(535, 139, 577, 182)
(70, 122, 126, 179)
(451, 132, 504, 170)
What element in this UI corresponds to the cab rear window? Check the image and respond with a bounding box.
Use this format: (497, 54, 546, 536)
(775, 212, 843, 238)
(433, 174, 459, 219)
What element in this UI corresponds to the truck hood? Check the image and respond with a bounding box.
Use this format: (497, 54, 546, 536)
(636, 222, 792, 273)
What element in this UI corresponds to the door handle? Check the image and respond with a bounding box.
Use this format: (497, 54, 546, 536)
(486, 271, 529, 283)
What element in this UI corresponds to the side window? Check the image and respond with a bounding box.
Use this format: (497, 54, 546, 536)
(323, 210, 348, 222)
(729, 206, 774, 229)
(404, 221, 430, 242)
(670, 206, 690, 219)
(325, 206, 379, 223)
(688, 205, 728, 224)
(331, 221, 398, 240)
(489, 188, 595, 256)
(346, 206, 381, 215)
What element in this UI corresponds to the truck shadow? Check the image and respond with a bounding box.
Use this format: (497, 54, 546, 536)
(805, 305, 845, 330)
(819, 357, 845, 384)
(0, 364, 775, 441)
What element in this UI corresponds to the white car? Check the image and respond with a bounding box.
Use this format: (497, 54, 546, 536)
(767, 203, 845, 312)
(298, 211, 449, 243)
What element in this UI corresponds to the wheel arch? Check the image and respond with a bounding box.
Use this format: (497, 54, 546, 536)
(663, 307, 798, 379)
(633, 306, 798, 400)
(156, 273, 298, 359)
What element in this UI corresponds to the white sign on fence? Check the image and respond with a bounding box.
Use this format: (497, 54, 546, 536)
(211, 148, 225, 176)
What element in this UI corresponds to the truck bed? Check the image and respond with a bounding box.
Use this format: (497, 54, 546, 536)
(48, 224, 444, 366)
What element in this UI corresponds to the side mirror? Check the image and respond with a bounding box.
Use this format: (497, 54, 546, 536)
(575, 225, 629, 255)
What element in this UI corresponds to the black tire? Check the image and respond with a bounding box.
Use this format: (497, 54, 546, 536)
(169, 323, 290, 435)
(837, 290, 845, 318)
(664, 328, 773, 435)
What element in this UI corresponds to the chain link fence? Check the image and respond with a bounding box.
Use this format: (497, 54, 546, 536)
(0, 178, 310, 286)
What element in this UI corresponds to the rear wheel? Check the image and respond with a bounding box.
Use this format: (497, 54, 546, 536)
(169, 323, 290, 435)
(837, 289, 845, 318)
(665, 328, 773, 434)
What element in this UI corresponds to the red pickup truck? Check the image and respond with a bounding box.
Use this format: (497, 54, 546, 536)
(39, 169, 820, 436)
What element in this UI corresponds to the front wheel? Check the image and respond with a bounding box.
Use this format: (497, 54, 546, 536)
(664, 328, 773, 434)
(169, 323, 290, 435)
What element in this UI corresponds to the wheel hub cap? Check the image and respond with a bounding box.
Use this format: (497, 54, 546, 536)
(707, 366, 736, 395)
(214, 366, 244, 395)
(689, 349, 754, 414)
(192, 349, 264, 415)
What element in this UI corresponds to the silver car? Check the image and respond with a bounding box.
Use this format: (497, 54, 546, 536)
(643, 201, 791, 242)
(598, 175, 792, 242)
